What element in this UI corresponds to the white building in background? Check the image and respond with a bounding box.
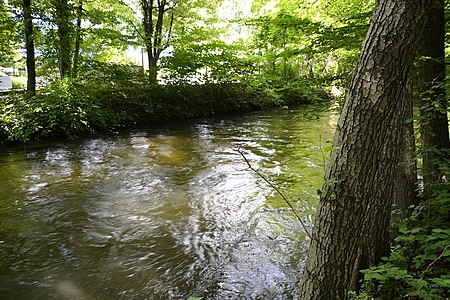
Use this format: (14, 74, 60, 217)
(0, 71, 13, 90)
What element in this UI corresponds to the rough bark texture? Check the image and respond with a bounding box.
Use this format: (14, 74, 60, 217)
(23, 0, 36, 94)
(299, 1, 431, 299)
(418, 0, 450, 188)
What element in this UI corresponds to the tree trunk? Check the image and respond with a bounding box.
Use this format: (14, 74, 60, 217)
(23, 0, 36, 94)
(418, 0, 450, 188)
(55, 0, 72, 78)
(141, 0, 174, 83)
(148, 52, 158, 83)
(391, 72, 418, 238)
(141, 0, 156, 82)
(394, 94, 419, 211)
(72, 0, 83, 78)
(299, 1, 431, 299)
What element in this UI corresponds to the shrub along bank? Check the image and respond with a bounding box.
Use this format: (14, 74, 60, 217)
(353, 163, 450, 300)
(0, 68, 328, 143)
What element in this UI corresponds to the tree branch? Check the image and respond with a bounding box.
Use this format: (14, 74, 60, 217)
(236, 147, 312, 240)
(421, 245, 449, 278)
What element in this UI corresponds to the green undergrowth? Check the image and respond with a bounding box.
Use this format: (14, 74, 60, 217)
(0, 64, 328, 143)
(353, 174, 450, 300)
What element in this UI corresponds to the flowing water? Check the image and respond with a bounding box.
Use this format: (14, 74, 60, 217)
(0, 105, 339, 300)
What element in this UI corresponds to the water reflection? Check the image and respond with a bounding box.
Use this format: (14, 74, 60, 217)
(0, 105, 338, 299)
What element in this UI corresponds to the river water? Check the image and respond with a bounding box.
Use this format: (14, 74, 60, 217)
(0, 105, 338, 300)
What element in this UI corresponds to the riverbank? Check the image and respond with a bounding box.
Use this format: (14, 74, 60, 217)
(0, 77, 329, 143)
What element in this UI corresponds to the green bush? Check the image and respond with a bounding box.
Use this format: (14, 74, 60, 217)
(1, 61, 324, 143)
(10, 76, 26, 90)
(354, 178, 450, 300)
(0, 79, 93, 141)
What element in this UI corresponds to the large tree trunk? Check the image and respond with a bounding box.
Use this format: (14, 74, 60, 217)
(418, 0, 450, 188)
(299, 1, 431, 299)
(23, 0, 36, 94)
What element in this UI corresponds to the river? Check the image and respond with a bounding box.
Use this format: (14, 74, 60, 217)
(0, 105, 338, 300)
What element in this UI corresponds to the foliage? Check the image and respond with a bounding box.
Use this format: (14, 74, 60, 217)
(0, 79, 92, 141)
(10, 76, 27, 90)
(3, 0, 373, 90)
(6, 0, 138, 80)
(1, 0, 367, 143)
(354, 177, 450, 300)
(160, 40, 254, 84)
(1, 61, 317, 143)
(0, 2, 19, 65)
(246, 0, 373, 90)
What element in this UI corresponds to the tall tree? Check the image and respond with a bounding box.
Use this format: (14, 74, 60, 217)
(140, 0, 175, 82)
(72, 0, 83, 77)
(418, 0, 450, 188)
(22, 0, 36, 94)
(298, 0, 432, 299)
(27, 0, 138, 79)
(54, 0, 72, 78)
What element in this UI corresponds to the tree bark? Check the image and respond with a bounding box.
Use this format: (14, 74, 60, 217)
(299, 1, 431, 299)
(72, 0, 83, 78)
(23, 0, 36, 94)
(418, 0, 450, 188)
(55, 0, 72, 78)
(391, 72, 418, 238)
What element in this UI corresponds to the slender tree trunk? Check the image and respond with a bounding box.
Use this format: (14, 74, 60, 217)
(149, 0, 165, 83)
(72, 0, 83, 78)
(305, 54, 313, 77)
(418, 0, 450, 188)
(299, 1, 431, 299)
(147, 46, 158, 82)
(23, 0, 36, 94)
(141, 0, 174, 83)
(141, 0, 156, 82)
(55, 0, 72, 78)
